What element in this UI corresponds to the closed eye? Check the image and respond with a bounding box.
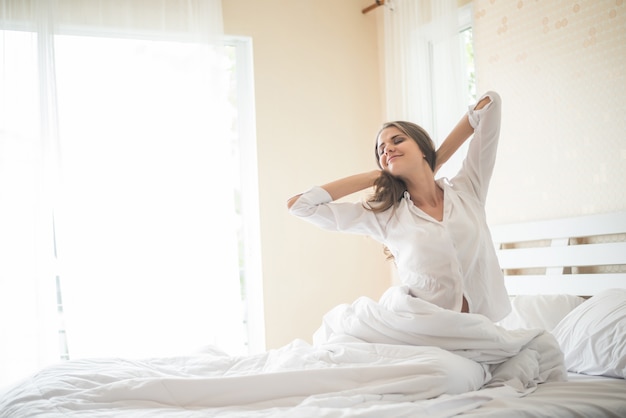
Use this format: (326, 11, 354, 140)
(378, 135, 405, 156)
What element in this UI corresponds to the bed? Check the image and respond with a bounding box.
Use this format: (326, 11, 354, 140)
(1, 211, 625, 417)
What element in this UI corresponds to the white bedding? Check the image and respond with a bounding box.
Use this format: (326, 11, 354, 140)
(0, 286, 567, 417)
(459, 373, 626, 417)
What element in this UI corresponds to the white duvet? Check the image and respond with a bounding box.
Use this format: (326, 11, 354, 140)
(0, 286, 566, 417)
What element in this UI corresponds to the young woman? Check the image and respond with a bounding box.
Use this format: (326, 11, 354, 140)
(287, 91, 510, 322)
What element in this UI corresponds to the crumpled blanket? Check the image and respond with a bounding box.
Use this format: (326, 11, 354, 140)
(314, 285, 566, 391)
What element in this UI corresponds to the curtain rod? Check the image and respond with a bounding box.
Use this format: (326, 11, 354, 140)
(362, 0, 385, 14)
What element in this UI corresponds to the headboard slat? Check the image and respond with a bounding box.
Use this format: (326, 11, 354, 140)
(497, 242, 626, 269)
(503, 274, 626, 296)
(490, 211, 626, 244)
(490, 211, 626, 296)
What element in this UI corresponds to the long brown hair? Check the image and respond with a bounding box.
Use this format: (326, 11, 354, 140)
(365, 121, 436, 213)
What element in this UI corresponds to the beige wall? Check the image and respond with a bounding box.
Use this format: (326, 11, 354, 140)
(473, 0, 626, 224)
(222, 0, 391, 349)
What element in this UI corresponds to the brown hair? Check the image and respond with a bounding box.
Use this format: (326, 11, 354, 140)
(365, 121, 436, 213)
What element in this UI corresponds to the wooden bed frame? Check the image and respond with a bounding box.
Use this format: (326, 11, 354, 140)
(490, 211, 626, 295)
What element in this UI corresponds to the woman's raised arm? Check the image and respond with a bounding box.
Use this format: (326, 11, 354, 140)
(287, 170, 381, 209)
(434, 95, 492, 173)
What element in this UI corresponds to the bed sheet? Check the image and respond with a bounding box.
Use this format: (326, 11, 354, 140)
(458, 373, 626, 417)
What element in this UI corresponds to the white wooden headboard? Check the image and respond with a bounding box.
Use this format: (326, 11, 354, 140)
(490, 211, 626, 296)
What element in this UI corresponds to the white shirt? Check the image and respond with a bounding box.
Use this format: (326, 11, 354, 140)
(290, 92, 511, 322)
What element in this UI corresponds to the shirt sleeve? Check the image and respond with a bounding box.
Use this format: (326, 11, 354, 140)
(452, 91, 502, 203)
(288, 186, 386, 239)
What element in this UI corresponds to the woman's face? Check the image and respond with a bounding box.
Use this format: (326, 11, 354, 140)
(376, 126, 424, 176)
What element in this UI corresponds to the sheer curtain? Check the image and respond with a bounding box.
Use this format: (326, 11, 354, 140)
(0, 0, 245, 389)
(382, 0, 467, 177)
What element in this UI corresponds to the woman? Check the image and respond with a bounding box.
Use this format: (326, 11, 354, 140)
(287, 91, 510, 322)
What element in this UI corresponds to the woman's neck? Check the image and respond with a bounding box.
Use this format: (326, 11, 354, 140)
(406, 178, 444, 220)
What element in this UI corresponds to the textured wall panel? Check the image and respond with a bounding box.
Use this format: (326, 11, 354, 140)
(473, 0, 626, 223)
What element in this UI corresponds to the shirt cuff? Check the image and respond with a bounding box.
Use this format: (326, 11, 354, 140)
(289, 186, 333, 216)
(468, 91, 500, 129)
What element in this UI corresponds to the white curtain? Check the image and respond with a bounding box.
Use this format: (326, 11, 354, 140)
(0, 0, 245, 389)
(382, 0, 467, 177)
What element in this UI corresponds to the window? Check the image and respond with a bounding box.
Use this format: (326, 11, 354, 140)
(429, 3, 476, 180)
(461, 27, 476, 104)
(0, 27, 262, 366)
(459, 3, 476, 104)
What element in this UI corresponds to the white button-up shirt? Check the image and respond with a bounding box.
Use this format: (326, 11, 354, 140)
(290, 92, 511, 322)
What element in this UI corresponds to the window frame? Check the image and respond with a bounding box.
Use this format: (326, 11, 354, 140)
(225, 35, 265, 353)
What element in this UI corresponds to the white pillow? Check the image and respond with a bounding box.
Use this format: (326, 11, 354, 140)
(496, 294, 585, 331)
(552, 288, 626, 379)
